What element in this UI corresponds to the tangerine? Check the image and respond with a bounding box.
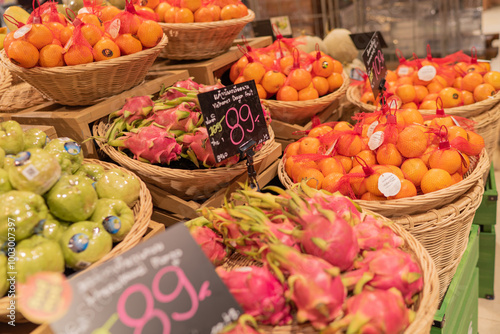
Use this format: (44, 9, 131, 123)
(164, 7, 179, 22)
(419, 101, 437, 110)
(360, 91, 375, 105)
(276, 86, 298, 101)
(137, 20, 163, 47)
(397, 76, 414, 86)
(462, 72, 483, 92)
(175, 8, 195, 22)
(386, 70, 398, 82)
(426, 82, 444, 94)
(318, 157, 344, 176)
(261, 70, 286, 94)
(337, 135, 362, 157)
(414, 85, 429, 103)
(412, 71, 431, 86)
(364, 166, 392, 197)
(312, 76, 329, 96)
(457, 153, 470, 175)
(291, 161, 318, 182)
(335, 155, 353, 173)
(255, 84, 267, 99)
(376, 143, 403, 166)
(220, 4, 240, 20)
(101, 6, 122, 22)
(348, 165, 368, 197)
(284, 142, 300, 157)
(80, 14, 105, 32)
(447, 126, 467, 141)
(8, 40, 39, 68)
(81, 24, 103, 47)
(115, 33, 143, 55)
(26, 24, 53, 50)
(453, 77, 463, 90)
(312, 56, 334, 77)
(387, 165, 405, 180)
(421, 168, 452, 194)
(93, 38, 120, 61)
(327, 72, 343, 93)
(451, 172, 463, 185)
(466, 131, 485, 155)
(395, 84, 416, 103)
(180, 0, 201, 12)
(298, 85, 319, 101)
(45, 22, 65, 41)
(438, 87, 462, 108)
(473, 83, 496, 102)
(322, 172, 344, 194)
(242, 62, 266, 84)
(353, 150, 377, 168)
(288, 69, 312, 91)
(461, 90, 475, 105)
(279, 55, 294, 76)
(399, 108, 424, 126)
(59, 26, 74, 46)
(63, 44, 93, 66)
(401, 102, 418, 110)
(396, 126, 428, 158)
(428, 149, 462, 175)
(297, 168, 324, 189)
(331, 59, 343, 74)
(298, 137, 322, 155)
(207, 4, 221, 20)
(483, 71, 500, 90)
(39, 44, 64, 67)
(388, 179, 417, 199)
(400, 158, 428, 187)
(308, 125, 333, 138)
(229, 56, 248, 83)
(360, 192, 387, 201)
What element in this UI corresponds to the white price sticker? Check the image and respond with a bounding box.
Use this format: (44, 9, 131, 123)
(109, 19, 121, 39)
(22, 164, 40, 181)
(451, 116, 461, 127)
(368, 131, 384, 150)
(14, 24, 32, 39)
(397, 66, 410, 76)
(78, 7, 91, 15)
(366, 121, 379, 138)
(418, 65, 437, 81)
(378, 172, 401, 197)
(325, 139, 338, 155)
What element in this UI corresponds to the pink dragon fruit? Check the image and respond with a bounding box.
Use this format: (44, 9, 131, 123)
(342, 247, 424, 305)
(110, 125, 182, 164)
(181, 127, 240, 168)
(148, 103, 202, 134)
(354, 215, 404, 251)
(199, 81, 225, 93)
(173, 78, 200, 91)
(324, 288, 412, 334)
(219, 315, 264, 334)
(266, 244, 346, 329)
(189, 225, 228, 266)
(108, 96, 154, 124)
(216, 266, 292, 326)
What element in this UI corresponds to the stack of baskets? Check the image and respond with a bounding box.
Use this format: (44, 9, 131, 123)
(0, 63, 46, 113)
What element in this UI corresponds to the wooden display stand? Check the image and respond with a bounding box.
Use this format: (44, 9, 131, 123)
(20, 125, 57, 140)
(0, 71, 190, 158)
(150, 141, 282, 224)
(148, 36, 273, 85)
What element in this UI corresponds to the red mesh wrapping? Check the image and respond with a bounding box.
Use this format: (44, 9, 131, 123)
(79, 0, 104, 17)
(26, 0, 43, 24)
(63, 18, 93, 52)
(114, 0, 145, 34)
(318, 122, 364, 157)
(422, 97, 476, 131)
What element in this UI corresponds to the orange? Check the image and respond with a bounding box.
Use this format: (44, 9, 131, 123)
(220, 4, 240, 20)
(261, 70, 286, 94)
(322, 172, 344, 194)
(155, 3, 172, 22)
(279, 55, 294, 76)
(257, 54, 274, 69)
(81, 24, 103, 47)
(451, 172, 463, 185)
(348, 165, 368, 197)
(276, 86, 298, 101)
(312, 76, 329, 96)
(386, 70, 398, 82)
(318, 157, 344, 176)
(479, 62, 491, 72)
(426, 82, 444, 94)
(421, 168, 452, 194)
(207, 4, 222, 20)
(428, 149, 462, 175)
(388, 179, 417, 199)
(39, 44, 64, 67)
(353, 150, 377, 168)
(101, 6, 122, 22)
(233, 76, 246, 85)
(473, 83, 496, 102)
(179, 0, 201, 12)
(242, 62, 266, 84)
(400, 158, 428, 187)
(64, 44, 93, 66)
(308, 125, 333, 138)
(376, 143, 403, 166)
(386, 81, 397, 95)
(412, 71, 431, 86)
(429, 116, 454, 129)
(453, 77, 463, 90)
(461, 90, 475, 105)
(175, 7, 195, 22)
(466, 64, 486, 74)
(298, 137, 322, 155)
(395, 84, 416, 103)
(422, 93, 439, 102)
(45, 22, 65, 41)
(8, 40, 39, 68)
(298, 85, 319, 101)
(420, 145, 436, 167)
(414, 85, 429, 103)
(447, 126, 467, 141)
(396, 126, 428, 158)
(26, 24, 53, 50)
(59, 26, 74, 46)
(454, 62, 468, 77)
(399, 108, 424, 126)
(457, 153, 470, 175)
(194, 6, 214, 22)
(237, 4, 249, 17)
(164, 6, 179, 22)
(335, 155, 353, 173)
(387, 165, 405, 180)
(360, 91, 375, 105)
(312, 55, 335, 77)
(466, 131, 485, 156)
(419, 100, 437, 110)
(397, 76, 414, 86)
(291, 161, 318, 182)
(401, 102, 418, 110)
(331, 59, 343, 74)
(255, 83, 267, 99)
(337, 135, 362, 157)
(93, 38, 120, 61)
(431, 75, 449, 88)
(80, 14, 105, 32)
(438, 87, 462, 108)
(137, 20, 163, 48)
(360, 192, 387, 201)
(284, 156, 296, 176)
(365, 166, 392, 197)
(483, 71, 500, 90)
(288, 69, 312, 91)
(284, 142, 300, 157)
(114, 33, 143, 55)
(2, 32, 18, 54)
(229, 56, 248, 83)
(461, 72, 483, 92)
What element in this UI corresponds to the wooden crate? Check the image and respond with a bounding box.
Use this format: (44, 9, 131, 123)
(148, 36, 273, 85)
(148, 142, 282, 220)
(272, 100, 342, 151)
(0, 71, 190, 158)
(20, 125, 57, 140)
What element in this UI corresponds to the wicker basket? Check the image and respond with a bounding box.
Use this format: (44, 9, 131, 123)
(94, 120, 277, 200)
(347, 84, 500, 118)
(222, 211, 440, 334)
(0, 81, 47, 112)
(0, 64, 11, 99)
(262, 72, 350, 125)
(158, 11, 255, 60)
(0, 158, 153, 323)
(278, 148, 489, 217)
(467, 102, 500, 163)
(0, 35, 168, 106)
(392, 181, 484, 302)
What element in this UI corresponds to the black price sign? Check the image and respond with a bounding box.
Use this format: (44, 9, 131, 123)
(198, 80, 270, 163)
(362, 31, 387, 98)
(49, 224, 243, 334)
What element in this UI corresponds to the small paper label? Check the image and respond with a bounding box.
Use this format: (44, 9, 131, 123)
(22, 164, 40, 181)
(63, 37, 73, 53)
(418, 65, 437, 81)
(325, 139, 338, 155)
(78, 7, 91, 15)
(367, 121, 379, 138)
(368, 131, 384, 150)
(378, 172, 401, 197)
(14, 24, 32, 39)
(397, 66, 410, 76)
(451, 116, 461, 127)
(109, 19, 121, 39)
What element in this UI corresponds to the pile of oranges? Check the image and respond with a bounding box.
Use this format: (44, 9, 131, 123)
(229, 42, 344, 102)
(127, 0, 249, 23)
(283, 106, 485, 200)
(360, 56, 500, 109)
(3, 8, 163, 68)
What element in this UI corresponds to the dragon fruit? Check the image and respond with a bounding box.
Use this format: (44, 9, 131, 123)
(324, 288, 413, 334)
(109, 125, 182, 164)
(354, 215, 404, 251)
(181, 127, 240, 168)
(266, 244, 346, 329)
(148, 103, 202, 134)
(108, 96, 154, 124)
(216, 266, 292, 326)
(342, 247, 424, 305)
(173, 78, 200, 91)
(219, 315, 264, 334)
(199, 81, 225, 93)
(189, 225, 228, 266)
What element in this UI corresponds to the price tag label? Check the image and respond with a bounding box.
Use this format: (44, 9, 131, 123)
(418, 65, 437, 81)
(378, 172, 401, 197)
(198, 80, 270, 163)
(48, 223, 243, 334)
(368, 131, 384, 150)
(366, 121, 379, 138)
(362, 31, 387, 98)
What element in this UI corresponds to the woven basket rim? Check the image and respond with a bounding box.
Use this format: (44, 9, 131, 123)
(0, 35, 168, 75)
(159, 10, 255, 30)
(0, 64, 12, 96)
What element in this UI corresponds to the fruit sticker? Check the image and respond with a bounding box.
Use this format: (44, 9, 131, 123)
(378, 172, 401, 197)
(366, 121, 379, 138)
(64, 141, 81, 155)
(68, 233, 89, 253)
(21, 164, 40, 181)
(368, 131, 384, 150)
(109, 19, 121, 39)
(14, 151, 30, 166)
(33, 219, 47, 235)
(13, 24, 32, 39)
(103, 216, 121, 235)
(418, 65, 437, 81)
